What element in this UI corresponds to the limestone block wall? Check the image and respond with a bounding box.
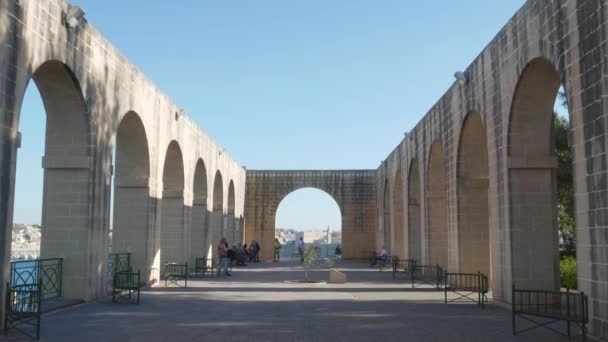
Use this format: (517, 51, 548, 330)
(244, 170, 377, 260)
(376, 0, 608, 338)
(0, 0, 247, 323)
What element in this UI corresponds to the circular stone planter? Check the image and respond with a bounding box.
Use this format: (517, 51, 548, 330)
(284, 280, 327, 284)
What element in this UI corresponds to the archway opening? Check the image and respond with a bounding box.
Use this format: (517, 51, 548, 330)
(457, 112, 491, 284)
(210, 171, 224, 258)
(275, 188, 342, 260)
(393, 170, 405, 259)
(11, 61, 91, 300)
(112, 112, 151, 279)
(427, 141, 448, 268)
(190, 159, 208, 266)
(408, 160, 421, 261)
(382, 180, 391, 253)
(11, 81, 44, 262)
(508, 58, 574, 290)
(160, 141, 185, 267)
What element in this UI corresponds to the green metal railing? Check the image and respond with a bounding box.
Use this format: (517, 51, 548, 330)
(512, 284, 588, 340)
(107, 253, 131, 280)
(4, 282, 42, 340)
(10, 258, 63, 300)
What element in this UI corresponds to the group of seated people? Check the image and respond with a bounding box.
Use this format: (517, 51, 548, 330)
(228, 242, 260, 266)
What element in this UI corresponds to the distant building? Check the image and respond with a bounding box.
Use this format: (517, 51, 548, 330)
(302, 227, 332, 244)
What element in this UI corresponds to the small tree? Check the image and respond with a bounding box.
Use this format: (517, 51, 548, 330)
(302, 245, 321, 281)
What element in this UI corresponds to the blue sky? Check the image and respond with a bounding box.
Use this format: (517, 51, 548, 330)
(13, 1, 528, 228)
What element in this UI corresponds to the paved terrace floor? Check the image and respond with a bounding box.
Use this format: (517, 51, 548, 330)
(5, 260, 586, 341)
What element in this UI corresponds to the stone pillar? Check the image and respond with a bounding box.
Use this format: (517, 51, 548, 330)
(183, 205, 192, 267)
(227, 216, 236, 245)
(210, 210, 223, 257)
(148, 195, 161, 283)
(204, 209, 214, 259)
(189, 200, 207, 264)
(112, 176, 153, 281)
(160, 192, 185, 266)
(39, 155, 101, 300)
(0, 126, 18, 329)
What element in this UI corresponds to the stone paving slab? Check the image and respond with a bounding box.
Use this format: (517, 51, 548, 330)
(4, 261, 587, 341)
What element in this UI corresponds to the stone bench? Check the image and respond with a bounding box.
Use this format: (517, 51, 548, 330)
(329, 270, 347, 284)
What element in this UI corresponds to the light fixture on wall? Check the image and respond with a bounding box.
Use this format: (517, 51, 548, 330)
(454, 71, 467, 85)
(175, 108, 185, 121)
(64, 5, 86, 28)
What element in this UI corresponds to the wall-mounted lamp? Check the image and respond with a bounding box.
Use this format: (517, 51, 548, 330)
(219, 148, 225, 156)
(454, 71, 467, 85)
(64, 5, 85, 28)
(175, 108, 185, 121)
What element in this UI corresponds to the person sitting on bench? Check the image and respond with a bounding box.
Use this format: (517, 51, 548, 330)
(370, 246, 388, 266)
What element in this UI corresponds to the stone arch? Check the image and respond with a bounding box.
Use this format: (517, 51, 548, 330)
(382, 179, 391, 252)
(426, 140, 448, 268)
(271, 185, 343, 245)
(16, 60, 93, 300)
(227, 180, 237, 244)
(190, 158, 208, 265)
(508, 57, 561, 290)
(160, 141, 185, 266)
(393, 169, 405, 258)
(210, 170, 224, 254)
(244, 171, 376, 260)
(457, 112, 491, 283)
(274, 187, 342, 252)
(112, 111, 152, 280)
(408, 159, 421, 261)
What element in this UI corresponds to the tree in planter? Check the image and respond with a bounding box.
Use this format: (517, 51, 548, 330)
(302, 245, 321, 281)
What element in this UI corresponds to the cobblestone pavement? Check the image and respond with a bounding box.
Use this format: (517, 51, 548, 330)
(5, 260, 587, 341)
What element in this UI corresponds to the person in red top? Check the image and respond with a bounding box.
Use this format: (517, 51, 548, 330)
(217, 237, 231, 276)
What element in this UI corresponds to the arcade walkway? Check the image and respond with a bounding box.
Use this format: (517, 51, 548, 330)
(6, 261, 583, 341)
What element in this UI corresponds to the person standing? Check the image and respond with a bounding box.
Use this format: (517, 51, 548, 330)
(335, 244, 342, 256)
(217, 237, 232, 276)
(254, 240, 261, 263)
(297, 237, 304, 262)
(273, 238, 282, 263)
(249, 240, 258, 263)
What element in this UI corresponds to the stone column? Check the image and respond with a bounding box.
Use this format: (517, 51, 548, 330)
(39, 155, 102, 300)
(112, 176, 153, 281)
(189, 200, 207, 264)
(160, 191, 185, 266)
(0, 126, 18, 329)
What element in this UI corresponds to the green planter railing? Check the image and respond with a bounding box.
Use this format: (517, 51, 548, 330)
(10, 258, 63, 301)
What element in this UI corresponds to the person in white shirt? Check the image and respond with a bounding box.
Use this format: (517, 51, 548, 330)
(371, 246, 388, 266)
